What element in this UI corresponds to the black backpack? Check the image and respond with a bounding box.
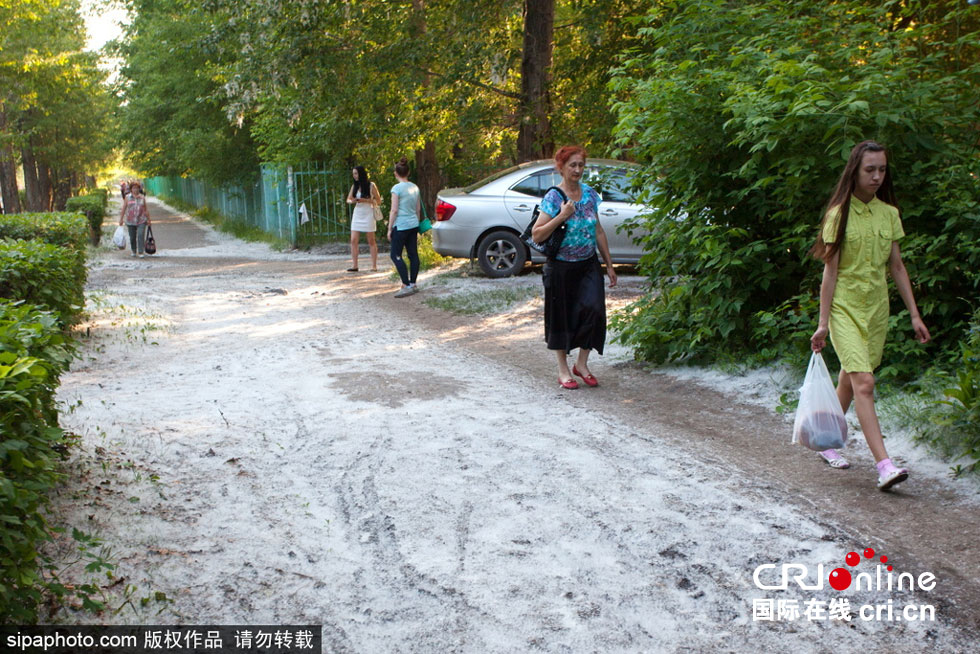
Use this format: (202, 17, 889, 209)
(520, 186, 568, 259)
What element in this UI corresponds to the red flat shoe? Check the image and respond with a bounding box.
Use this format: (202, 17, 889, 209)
(558, 377, 579, 389)
(572, 365, 598, 387)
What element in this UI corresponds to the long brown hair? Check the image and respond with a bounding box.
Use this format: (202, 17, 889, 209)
(810, 140, 899, 261)
(351, 165, 370, 199)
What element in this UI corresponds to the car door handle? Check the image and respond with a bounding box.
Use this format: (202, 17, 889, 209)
(600, 209, 618, 216)
(513, 204, 533, 212)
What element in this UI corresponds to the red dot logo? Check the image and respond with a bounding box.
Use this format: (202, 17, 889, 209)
(829, 568, 852, 591)
(864, 548, 875, 559)
(845, 552, 860, 566)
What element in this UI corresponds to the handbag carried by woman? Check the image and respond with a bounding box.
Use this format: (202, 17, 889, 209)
(144, 225, 157, 255)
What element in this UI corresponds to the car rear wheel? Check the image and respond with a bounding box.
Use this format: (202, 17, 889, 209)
(476, 230, 527, 278)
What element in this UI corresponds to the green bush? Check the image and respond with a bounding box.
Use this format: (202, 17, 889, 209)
(0, 240, 87, 325)
(0, 213, 89, 251)
(417, 233, 450, 271)
(65, 195, 106, 233)
(920, 307, 980, 476)
(75, 188, 108, 209)
(0, 300, 76, 622)
(609, 0, 980, 380)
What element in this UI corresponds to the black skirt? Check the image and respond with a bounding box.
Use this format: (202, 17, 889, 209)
(542, 254, 606, 353)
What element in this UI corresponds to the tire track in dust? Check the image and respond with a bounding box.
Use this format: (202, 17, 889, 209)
(333, 427, 487, 652)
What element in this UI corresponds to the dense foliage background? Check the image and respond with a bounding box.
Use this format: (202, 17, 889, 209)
(113, 0, 645, 204)
(609, 1, 979, 380)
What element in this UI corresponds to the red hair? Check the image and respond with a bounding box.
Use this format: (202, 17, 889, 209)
(554, 145, 587, 169)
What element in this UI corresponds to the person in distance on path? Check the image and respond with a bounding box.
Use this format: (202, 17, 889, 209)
(346, 165, 382, 272)
(388, 157, 421, 298)
(118, 181, 151, 258)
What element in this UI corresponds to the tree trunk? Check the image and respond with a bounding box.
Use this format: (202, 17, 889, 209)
(21, 140, 44, 211)
(52, 168, 71, 210)
(38, 163, 53, 210)
(517, 0, 555, 162)
(0, 163, 11, 214)
(414, 142, 441, 219)
(410, 0, 442, 216)
(0, 107, 21, 213)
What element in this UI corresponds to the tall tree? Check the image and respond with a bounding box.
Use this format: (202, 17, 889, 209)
(114, 0, 259, 186)
(1, 0, 115, 210)
(517, 0, 555, 161)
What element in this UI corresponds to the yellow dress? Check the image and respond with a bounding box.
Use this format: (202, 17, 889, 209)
(822, 196, 905, 373)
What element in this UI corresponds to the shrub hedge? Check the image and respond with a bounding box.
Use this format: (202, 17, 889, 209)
(0, 212, 88, 326)
(0, 209, 91, 620)
(0, 300, 76, 622)
(65, 195, 106, 234)
(0, 213, 89, 251)
(0, 240, 86, 326)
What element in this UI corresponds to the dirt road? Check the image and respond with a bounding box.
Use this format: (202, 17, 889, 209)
(49, 198, 979, 653)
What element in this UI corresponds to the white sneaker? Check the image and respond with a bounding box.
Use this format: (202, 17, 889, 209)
(138, 254, 145, 258)
(877, 468, 909, 491)
(393, 286, 413, 298)
(408, 284, 419, 295)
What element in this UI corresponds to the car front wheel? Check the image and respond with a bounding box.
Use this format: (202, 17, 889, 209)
(476, 230, 527, 278)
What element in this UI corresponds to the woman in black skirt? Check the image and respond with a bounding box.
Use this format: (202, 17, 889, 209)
(532, 145, 618, 389)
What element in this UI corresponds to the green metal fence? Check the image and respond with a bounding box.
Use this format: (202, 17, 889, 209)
(144, 163, 351, 244)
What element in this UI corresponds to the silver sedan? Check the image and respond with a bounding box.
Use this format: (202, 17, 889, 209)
(432, 159, 648, 277)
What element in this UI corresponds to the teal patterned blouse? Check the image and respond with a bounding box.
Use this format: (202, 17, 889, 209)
(540, 183, 601, 262)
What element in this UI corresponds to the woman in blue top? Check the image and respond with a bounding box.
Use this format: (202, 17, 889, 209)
(387, 156, 422, 297)
(532, 145, 618, 389)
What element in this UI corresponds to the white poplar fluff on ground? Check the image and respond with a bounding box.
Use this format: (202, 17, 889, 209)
(48, 198, 978, 652)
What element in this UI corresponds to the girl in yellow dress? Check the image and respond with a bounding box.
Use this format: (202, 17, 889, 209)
(809, 140, 930, 490)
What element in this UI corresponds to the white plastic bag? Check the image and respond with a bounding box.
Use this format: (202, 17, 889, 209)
(112, 225, 127, 249)
(793, 352, 848, 451)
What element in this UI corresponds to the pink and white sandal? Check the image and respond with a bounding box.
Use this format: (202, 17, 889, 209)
(819, 449, 850, 469)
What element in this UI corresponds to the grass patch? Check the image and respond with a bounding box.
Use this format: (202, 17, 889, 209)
(147, 194, 290, 250)
(424, 286, 539, 315)
(427, 263, 489, 285)
(193, 206, 289, 250)
(387, 233, 454, 281)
